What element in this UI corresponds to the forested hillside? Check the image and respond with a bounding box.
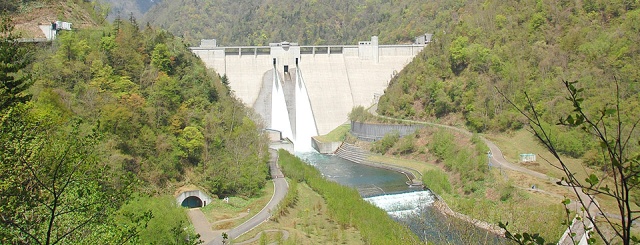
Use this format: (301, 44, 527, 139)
(141, 0, 441, 45)
(28, 17, 269, 196)
(377, 0, 640, 160)
(99, 0, 159, 20)
(1, 1, 269, 243)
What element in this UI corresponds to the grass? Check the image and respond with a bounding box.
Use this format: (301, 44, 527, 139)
(486, 129, 640, 216)
(444, 191, 567, 241)
(484, 129, 591, 182)
(366, 154, 436, 178)
(201, 181, 274, 230)
(314, 123, 350, 143)
(233, 181, 364, 244)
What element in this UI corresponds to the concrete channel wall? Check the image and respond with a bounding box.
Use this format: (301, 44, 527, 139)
(311, 137, 342, 154)
(350, 121, 424, 141)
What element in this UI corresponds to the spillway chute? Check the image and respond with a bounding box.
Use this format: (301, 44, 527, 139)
(294, 66, 319, 152)
(270, 67, 294, 141)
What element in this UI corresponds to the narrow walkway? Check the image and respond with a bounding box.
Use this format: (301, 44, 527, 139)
(207, 149, 289, 245)
(187, 209, 216, 244)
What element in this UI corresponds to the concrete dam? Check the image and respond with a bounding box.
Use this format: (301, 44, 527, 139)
(191, 36, 426, 151)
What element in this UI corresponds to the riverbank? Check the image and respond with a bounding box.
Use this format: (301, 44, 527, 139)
(432, 198, 505, 236)
(337, 146, 508, 237)
(328, 127, 565, 240)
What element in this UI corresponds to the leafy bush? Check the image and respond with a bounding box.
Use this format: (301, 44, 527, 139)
(429, 129, 488, 195)
(395, 134, 416, 155)
(428, 130, 455, 160)
(371, 130, 400, 154)
(423, 169, 452, 195)
(535, 122, 588, 158)
(499, 185, 516, 202)
(348, 106, 374, 122)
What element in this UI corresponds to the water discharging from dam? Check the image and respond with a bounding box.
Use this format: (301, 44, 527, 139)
(270, 67, 294, 141)
(297, 152, 507, 244)
(268, 65, 318, 152)
(294, 67, 318, 152)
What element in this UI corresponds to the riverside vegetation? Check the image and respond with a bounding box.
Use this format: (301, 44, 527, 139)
(276, 150, 421, 244)
(1, 1, 269, 243)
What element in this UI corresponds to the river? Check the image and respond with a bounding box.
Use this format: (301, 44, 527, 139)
(296, 151, 508, 244)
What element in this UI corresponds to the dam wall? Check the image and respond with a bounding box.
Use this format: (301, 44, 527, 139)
(191, 37, 425, 136)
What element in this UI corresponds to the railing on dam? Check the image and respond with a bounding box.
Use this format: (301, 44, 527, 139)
(190, 44, 424, 54)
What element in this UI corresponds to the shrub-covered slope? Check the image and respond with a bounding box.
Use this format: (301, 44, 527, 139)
(377, 0, 640, 159)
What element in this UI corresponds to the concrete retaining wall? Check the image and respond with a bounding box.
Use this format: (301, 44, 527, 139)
(311, 137, 342, 154)
(269, 139, 294, 154)
(350, 121, 424, 141)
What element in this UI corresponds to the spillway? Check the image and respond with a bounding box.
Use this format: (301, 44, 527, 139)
(270, 67, 293, 140)
(294, 66, 318, 152)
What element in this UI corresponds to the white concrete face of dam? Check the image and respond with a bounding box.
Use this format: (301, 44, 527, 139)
(191, 37, 424, 144)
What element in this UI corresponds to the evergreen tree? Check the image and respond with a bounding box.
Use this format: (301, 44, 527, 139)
(0, 15, 31, 111)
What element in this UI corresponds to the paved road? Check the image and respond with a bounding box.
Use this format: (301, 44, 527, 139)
(208, 149, 289, 245)
(187, 209, 216, 244)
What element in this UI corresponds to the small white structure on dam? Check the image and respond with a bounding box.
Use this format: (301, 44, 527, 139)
(191, 36, 426, 150)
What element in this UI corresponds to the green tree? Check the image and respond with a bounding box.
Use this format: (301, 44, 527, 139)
(448, 36, 469, 75)
(0, 15, 31, 111)
(372, 130, 400, 154)
(151, 43, 172, 73)
(179, 126, 205, 163)
(0, 115, 140, 244)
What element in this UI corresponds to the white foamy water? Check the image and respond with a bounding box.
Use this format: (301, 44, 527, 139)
(364, 191, 435, 218)
(294, 67, 318, 152)
(271, 68, 294, 140)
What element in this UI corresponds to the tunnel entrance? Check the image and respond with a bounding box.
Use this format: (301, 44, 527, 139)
(181, 196, 203, 208)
